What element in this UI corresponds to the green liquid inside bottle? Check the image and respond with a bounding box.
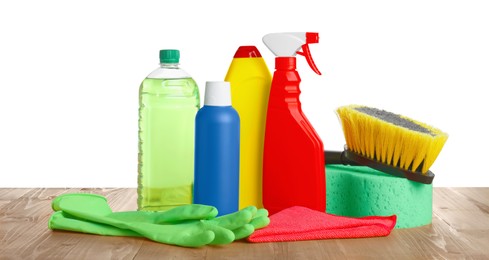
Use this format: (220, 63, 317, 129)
(138, 77, 199, 211)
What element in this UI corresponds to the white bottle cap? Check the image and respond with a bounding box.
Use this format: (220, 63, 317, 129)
(204, 81, 232, 106)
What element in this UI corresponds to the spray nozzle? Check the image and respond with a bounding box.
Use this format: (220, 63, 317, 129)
(263, 32, 321, 75)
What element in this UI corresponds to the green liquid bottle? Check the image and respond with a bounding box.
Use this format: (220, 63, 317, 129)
(138, 49, 200, 211)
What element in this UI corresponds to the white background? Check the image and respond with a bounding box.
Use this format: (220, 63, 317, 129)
(1, 0, 488, 187)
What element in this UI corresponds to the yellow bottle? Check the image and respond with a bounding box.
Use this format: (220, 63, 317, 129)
(225, 46, 272, 209)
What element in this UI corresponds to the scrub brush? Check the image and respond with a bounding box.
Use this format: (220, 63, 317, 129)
(326, 105, 448, 184)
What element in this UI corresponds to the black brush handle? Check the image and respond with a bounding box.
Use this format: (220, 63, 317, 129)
(324, 150, 360, 165)
(324, 149, 434, 184)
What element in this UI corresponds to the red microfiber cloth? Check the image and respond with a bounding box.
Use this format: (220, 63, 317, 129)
(248, 206, 396, 242)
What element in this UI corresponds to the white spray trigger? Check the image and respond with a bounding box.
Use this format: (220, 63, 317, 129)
(263, 32, 321, 75)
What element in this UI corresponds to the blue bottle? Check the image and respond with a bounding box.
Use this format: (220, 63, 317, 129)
(194, 81, 240, 216)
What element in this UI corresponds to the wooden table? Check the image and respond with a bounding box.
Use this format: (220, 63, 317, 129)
(1, 188, 488, 259)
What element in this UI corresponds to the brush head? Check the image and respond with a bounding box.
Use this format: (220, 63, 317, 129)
(336, 105, 448, 176)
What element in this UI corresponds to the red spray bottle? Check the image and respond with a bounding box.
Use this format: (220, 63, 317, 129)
(262, 32, 325, 215)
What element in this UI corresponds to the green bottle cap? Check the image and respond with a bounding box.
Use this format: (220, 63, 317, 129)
(159, 49, 180, 63)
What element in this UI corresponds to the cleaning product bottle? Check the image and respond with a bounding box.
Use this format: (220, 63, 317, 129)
(138, 49, 200, 211)
(224, 46, 272, 209)
(262, 32, 325, 215)
(194, 81, 240, 216)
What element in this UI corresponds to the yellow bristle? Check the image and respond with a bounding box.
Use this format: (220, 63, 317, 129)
(336, 105, 448, 174)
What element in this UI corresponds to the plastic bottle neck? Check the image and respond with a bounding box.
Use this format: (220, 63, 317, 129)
(275, 57, 296, 71)
(160, 63, 180, 69)
(147, 63, 190, 79)
(269, 56, 301, 107)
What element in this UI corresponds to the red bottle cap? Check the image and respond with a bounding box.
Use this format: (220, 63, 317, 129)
(234, 46, 262, 58)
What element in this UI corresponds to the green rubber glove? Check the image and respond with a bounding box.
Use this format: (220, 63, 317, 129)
(51, 193, 219, 224)
(48, 193, 269, 247)
(49, 193, 218, 239)
(203, 206, 270, 240)
(49, 207, 269, 243)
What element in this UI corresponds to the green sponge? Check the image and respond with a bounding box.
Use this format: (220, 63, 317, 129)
(326, 165, 432, 228)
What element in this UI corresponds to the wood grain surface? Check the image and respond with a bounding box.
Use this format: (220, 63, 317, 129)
(1, 188, 488, 259)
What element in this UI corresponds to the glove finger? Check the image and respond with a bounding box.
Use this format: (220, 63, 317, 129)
(155, 204, 218, 223)
(167, 229, 216, 247)
(208, 208, 253, 230)
(232, 209, 270, 240)
(254, 208, 269, 218)
(250, 215, 270, 230)
(241, 206, 258, 216)
(111, 211, 160, 223)
(232, 224, 255, 240)
(141, 221, 216, 247)
(111, 204, 218, 224)
(204, 225, 235, 245)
